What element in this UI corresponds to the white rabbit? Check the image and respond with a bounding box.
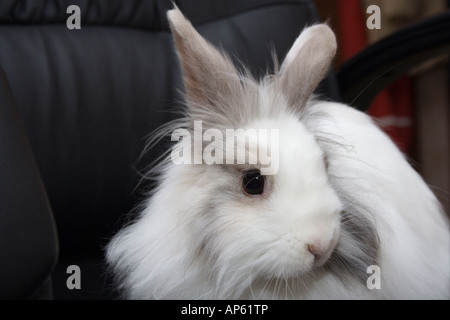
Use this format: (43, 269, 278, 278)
(106, 7, 450, 299)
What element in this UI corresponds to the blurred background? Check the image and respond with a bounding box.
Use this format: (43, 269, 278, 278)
(315, 0, 450, 214)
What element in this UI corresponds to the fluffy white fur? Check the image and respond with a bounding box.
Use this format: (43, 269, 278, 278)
(106, 7, 450, 299)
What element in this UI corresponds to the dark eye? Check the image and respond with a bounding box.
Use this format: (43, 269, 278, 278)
(242, 170, 266, 195)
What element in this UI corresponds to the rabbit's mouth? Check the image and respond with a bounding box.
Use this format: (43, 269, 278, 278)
(254, 226, 341, 280)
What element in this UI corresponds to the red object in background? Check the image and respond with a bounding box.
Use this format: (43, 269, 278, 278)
(337, 0, 414, 154)
(337, 0, 367, 61)
(368, 77, 414, 153)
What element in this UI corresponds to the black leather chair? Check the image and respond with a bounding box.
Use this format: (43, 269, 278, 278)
(0, 0, 448, 299)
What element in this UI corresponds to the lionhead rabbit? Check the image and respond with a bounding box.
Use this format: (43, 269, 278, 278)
(106, 7, 450, 299)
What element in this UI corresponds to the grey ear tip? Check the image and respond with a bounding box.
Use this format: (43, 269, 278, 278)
(166, 8, 177, 20)
(167, 6, 192, 33)
(166, 4, 182, 21)
(312, 24, 338, 50)
(314, 24, 336, 37)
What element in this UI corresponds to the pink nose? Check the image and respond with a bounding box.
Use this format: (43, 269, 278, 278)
(307, 241, 333, 266)
(307, 243, 325, 257)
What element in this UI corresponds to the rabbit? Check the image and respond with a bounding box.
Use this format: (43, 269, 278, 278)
(106, 7, 450, 300)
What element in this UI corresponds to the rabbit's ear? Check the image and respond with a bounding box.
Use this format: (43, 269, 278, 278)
(167, 7, 242, 120)
(278, 24, 337, 110)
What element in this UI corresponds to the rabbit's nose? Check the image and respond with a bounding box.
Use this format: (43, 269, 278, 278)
(306, 227, 340, 265)
(306, 239, 335, 266)
(307, 243, 326, 257)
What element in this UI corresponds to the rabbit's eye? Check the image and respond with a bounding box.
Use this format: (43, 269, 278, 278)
(242, 170, 265, 195)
